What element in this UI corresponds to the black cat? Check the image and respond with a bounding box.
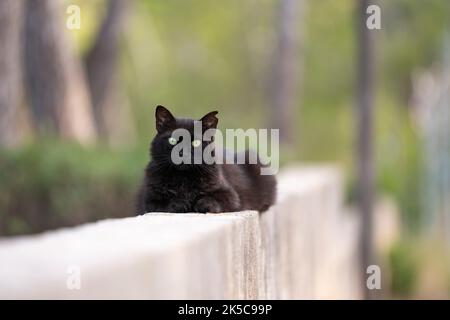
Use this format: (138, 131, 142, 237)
(136, 105, 276, 214)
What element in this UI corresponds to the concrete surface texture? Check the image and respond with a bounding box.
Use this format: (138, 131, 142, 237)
(0, 165, 362, 299)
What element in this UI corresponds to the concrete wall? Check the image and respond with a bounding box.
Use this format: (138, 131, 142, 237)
(0, 166, 361, 299)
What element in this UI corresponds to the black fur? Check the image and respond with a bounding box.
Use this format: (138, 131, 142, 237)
(136, 105, 277, 214)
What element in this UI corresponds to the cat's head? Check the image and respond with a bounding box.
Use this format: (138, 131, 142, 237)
(150, 105, 218, 170)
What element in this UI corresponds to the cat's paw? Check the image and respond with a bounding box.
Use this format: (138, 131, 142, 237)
(193, 197, 222, 213)
(166, 201, 190, 213)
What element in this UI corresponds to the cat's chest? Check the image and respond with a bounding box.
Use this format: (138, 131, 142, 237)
(151, 173, 212, 199)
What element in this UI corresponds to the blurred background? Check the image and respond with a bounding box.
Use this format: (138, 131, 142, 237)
(0, 0, 450, 299)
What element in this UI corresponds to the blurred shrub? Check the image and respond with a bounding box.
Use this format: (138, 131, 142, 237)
(388, 238, 450, 298)
(388, 240, 419, 297)
(0, 140, 147, 236)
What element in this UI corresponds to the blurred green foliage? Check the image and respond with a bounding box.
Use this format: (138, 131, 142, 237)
(0, 140, 147, 235)
(1, 0, 450, 236)
(388, 238, 450, 298)
(388, 240, 418, 296)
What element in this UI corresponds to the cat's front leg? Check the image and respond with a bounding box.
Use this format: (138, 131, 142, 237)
(166, 200, 191, 213)
(144, 199, 169, 213)
(193, 196, 222, 213)
(145, 199, 191, 213)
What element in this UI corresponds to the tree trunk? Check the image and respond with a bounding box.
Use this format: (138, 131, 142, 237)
(85, 0, 134, 146)
(357, 0, 376, 300)
(269, 0, 304, 145)
(0, 0, 24, 147)
(24, 0, 97, 144)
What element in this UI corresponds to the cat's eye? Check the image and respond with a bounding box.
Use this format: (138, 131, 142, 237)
(168, 137, 177, 145)
(192, 139, 201, 147)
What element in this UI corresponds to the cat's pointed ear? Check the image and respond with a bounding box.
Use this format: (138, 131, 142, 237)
(200, 111, 219, 130)
(155, 105, 176, 133)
